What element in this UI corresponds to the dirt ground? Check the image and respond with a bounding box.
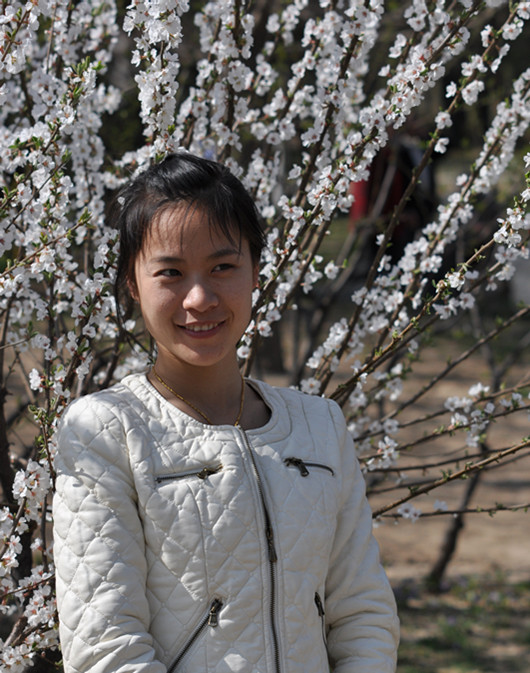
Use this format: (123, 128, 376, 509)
(370, 344, 530, 586)
(374, 479, 530, 586)
(365, 343, 530, 673)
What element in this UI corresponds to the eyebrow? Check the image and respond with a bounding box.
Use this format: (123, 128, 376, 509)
(149, 248, 242, 264)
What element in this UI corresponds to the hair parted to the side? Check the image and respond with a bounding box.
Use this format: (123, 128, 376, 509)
(111, 152, 266, 329)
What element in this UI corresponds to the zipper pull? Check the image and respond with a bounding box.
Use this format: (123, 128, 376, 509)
(208, 599, 223, 627)
(284, 457, 309, 476)
(197, 466, 220, 480)
(314, 592, 325, 617)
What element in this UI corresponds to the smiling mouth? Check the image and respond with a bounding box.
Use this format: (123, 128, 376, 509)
(181, 322, 223, 333)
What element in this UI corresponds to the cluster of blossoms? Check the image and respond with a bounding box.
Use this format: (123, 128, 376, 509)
(1, 0, 530, 664)
(12, 460, 51, 521)
(0, 0, 125, 665)
(1, 469, 57, 667)
(1, 565, 56, 671)
(444, 383, 497, 448)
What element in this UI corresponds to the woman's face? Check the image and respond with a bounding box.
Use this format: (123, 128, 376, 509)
(130, 205, 258, 377)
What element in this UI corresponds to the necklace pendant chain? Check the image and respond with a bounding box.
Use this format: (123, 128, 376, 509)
(153, 370, 245, 427)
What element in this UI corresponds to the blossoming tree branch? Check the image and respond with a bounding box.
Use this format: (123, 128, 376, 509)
(1, 0, 529, 668)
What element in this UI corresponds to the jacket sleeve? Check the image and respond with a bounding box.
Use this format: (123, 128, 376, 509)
(52, 396, 166, 673)
(324, 401, 399, 673)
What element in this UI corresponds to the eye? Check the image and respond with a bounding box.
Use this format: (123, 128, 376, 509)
(213, 263, 235, 272)
(157, 268, 181, 278)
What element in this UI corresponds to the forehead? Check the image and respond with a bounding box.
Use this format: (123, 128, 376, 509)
(142, 204, 244, 256)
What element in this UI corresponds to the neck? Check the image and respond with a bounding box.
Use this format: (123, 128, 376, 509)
(151, 357, 244, 425)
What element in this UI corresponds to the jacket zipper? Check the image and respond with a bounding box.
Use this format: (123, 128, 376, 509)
(156, 464, 223, 484)
(167, 598, 223, 673)
(314, 592, 327, 646)
(284, 457, 335, 477)
(239, 427, 281, 673)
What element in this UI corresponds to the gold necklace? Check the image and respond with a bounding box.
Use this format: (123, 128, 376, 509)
(153, 369, 245, 426)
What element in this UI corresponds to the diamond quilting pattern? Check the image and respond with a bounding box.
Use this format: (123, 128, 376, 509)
(54, 373, 397, 673)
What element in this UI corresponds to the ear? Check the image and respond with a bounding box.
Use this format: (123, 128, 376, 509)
(252, 263, 260, 289)
(127, 276, 139, 303)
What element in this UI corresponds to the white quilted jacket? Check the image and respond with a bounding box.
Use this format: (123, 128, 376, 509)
(53, 374, 399, 673)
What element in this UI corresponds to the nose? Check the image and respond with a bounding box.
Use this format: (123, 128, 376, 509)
(182, 279, 219, 312)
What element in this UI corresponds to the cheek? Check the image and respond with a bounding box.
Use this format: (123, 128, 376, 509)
(137, 284, 179, 316)
(232, 284, 254, 321)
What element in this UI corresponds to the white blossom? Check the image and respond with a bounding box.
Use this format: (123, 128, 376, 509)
(300, 377, 321, 395)
(434, 111, 452, 130)
(397, 503, 421, 522)
(434, 137, 450, 154)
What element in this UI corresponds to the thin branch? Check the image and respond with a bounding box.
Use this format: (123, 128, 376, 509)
(379, 502, 530, 520)
(372, 438, 530, 517)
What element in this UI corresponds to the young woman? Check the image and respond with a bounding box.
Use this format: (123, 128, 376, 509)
(53, 152, 399, 673)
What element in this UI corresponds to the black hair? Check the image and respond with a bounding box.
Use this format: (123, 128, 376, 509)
(111, 152, 265, 326)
